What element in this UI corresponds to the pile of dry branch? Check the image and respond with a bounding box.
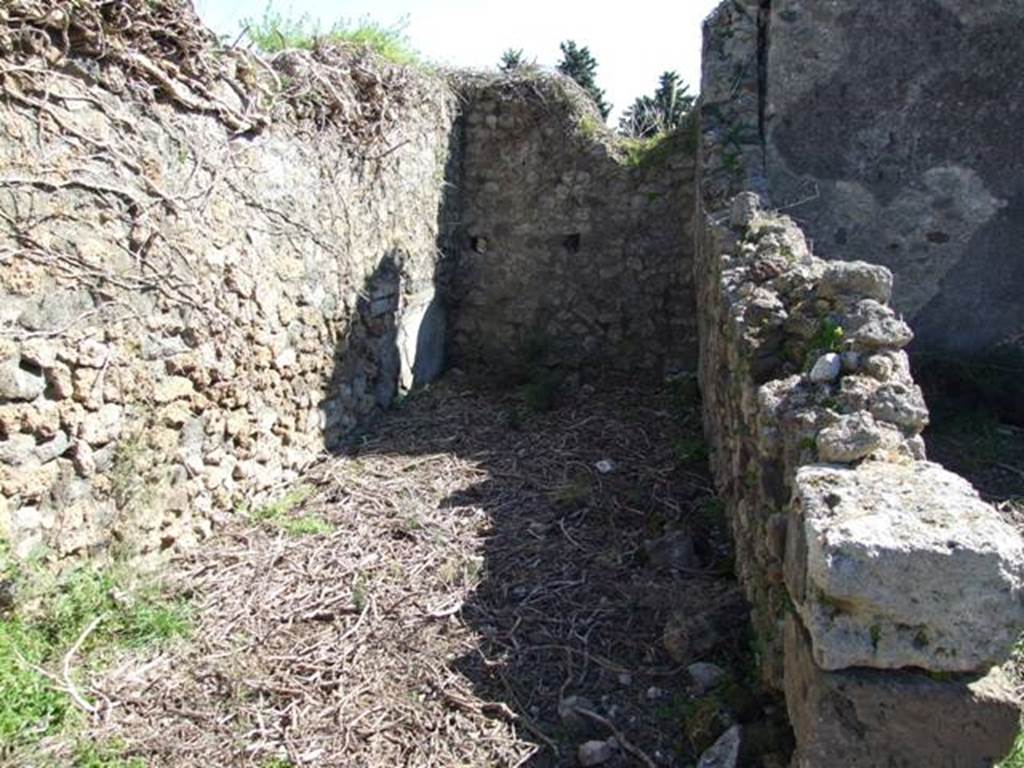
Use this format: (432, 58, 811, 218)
(0, 0, 445, 150)
(19, 380, 765, 767)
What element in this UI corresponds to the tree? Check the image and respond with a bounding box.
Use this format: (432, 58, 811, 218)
(619, 70, 695, 138)
(499, 48, 526, 72)
(556, 40, 610, 120)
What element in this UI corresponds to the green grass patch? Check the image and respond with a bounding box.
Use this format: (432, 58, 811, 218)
(0, 553, 190, 754)
(244, 5, 417, 64)
(576, 113, 605, 142)
(73, 739, 145, 767)
(620, 115, 698, 168)
(999, 730, 1024, 768)
(802, 318, 845, 371)
(250, 485, 313, 521)
(250, 485, 333, 536)
(279, 514, 334, 537)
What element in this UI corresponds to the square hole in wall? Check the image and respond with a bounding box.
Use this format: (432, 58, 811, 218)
(562, 233, 581, 253)
(470, 235, 488, 254)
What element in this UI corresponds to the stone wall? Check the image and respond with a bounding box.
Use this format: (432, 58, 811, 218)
(0, 8, 702, 566)
(698, 2, 1024, 763)
(449, 75, 698, 376)
(0, 37, 457, 562)
(762, 0, 1024, 358)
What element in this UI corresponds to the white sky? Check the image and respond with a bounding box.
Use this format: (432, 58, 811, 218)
(193, 0, 721, 122)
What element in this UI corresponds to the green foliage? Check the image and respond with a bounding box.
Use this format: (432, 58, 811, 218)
(251, 485, 314, 521)
(577, 113, 605, 141)
(0, 557, 190, 753)
(0, 617, 68, 748)
(499, 48, 528, 72)
(810, 319, 845, 354)
(557, 40, 610, 120)
(620, 115, 698, 167)
(244, 4, 417, 64)
(998, 730, 1024, 768)
(619, 71, 695, 139)
(251, 486, 332, 536)
(869, 623, 882, 650)
(73, 740, 145, 768)
(803, 318, 844, 370)
(280, 515, 334, 537)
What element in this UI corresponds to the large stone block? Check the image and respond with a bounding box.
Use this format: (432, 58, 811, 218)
(785, 461, 1024, 672)
(784, 616, 1019, 768)
(397, 290, 445, 392)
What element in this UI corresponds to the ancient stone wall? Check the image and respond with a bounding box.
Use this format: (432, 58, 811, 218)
(762, 0, 1024, 358)
(450, 76, 697, 376)
(698, 2, 1024, 763)
(0, 8, 700, 566)
(0, 38, 457, 562)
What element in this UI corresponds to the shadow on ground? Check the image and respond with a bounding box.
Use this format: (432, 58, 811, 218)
(73, 376, 792, 768)
(341, 375, 793, 767)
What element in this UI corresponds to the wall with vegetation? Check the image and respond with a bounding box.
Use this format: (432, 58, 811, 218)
(697, 2, 1024, 764)
(449, 74, 698, 378)
(0, 6, 457, 563)
(0, 5, 702, 568)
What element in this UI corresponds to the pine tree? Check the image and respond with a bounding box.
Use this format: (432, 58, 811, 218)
(619, 71, 694, 138)
(499, 48, 526, 72)
(556, 40, 611, 120)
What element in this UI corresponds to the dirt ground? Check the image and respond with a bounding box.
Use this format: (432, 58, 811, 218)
(31, 376, 792, 768)
(13, 375, 1023, 768)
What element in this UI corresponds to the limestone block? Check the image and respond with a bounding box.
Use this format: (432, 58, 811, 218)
(21, 399, 61, 439)
(20, 338, 59, 369)
(0, 359, 46, 401)
(153, 375, 195, 404)
(785, 462, 1024, 672)
(784, 616, 1019, 768)
(76, 339, 111, 368)
(0, 434, 38, 467)
(816, 261, 893, 304)
(79, 404, 124, 447)
(1, 461, 60, 499)
(846, 299, 914, 350)
(807, 353, 841, 383)
(72, 367, 104, 409)
(815, 412, 881, 463)
(730, 192, 761, 229)
(46, 362, 74, 399)
(869, 381, 929, 432)
(696, 725, 740, 768)
(33, 431, 69, 463)
(16, 290, 93, 333)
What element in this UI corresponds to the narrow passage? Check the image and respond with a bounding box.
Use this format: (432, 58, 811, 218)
(89, 378, 789, 767)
